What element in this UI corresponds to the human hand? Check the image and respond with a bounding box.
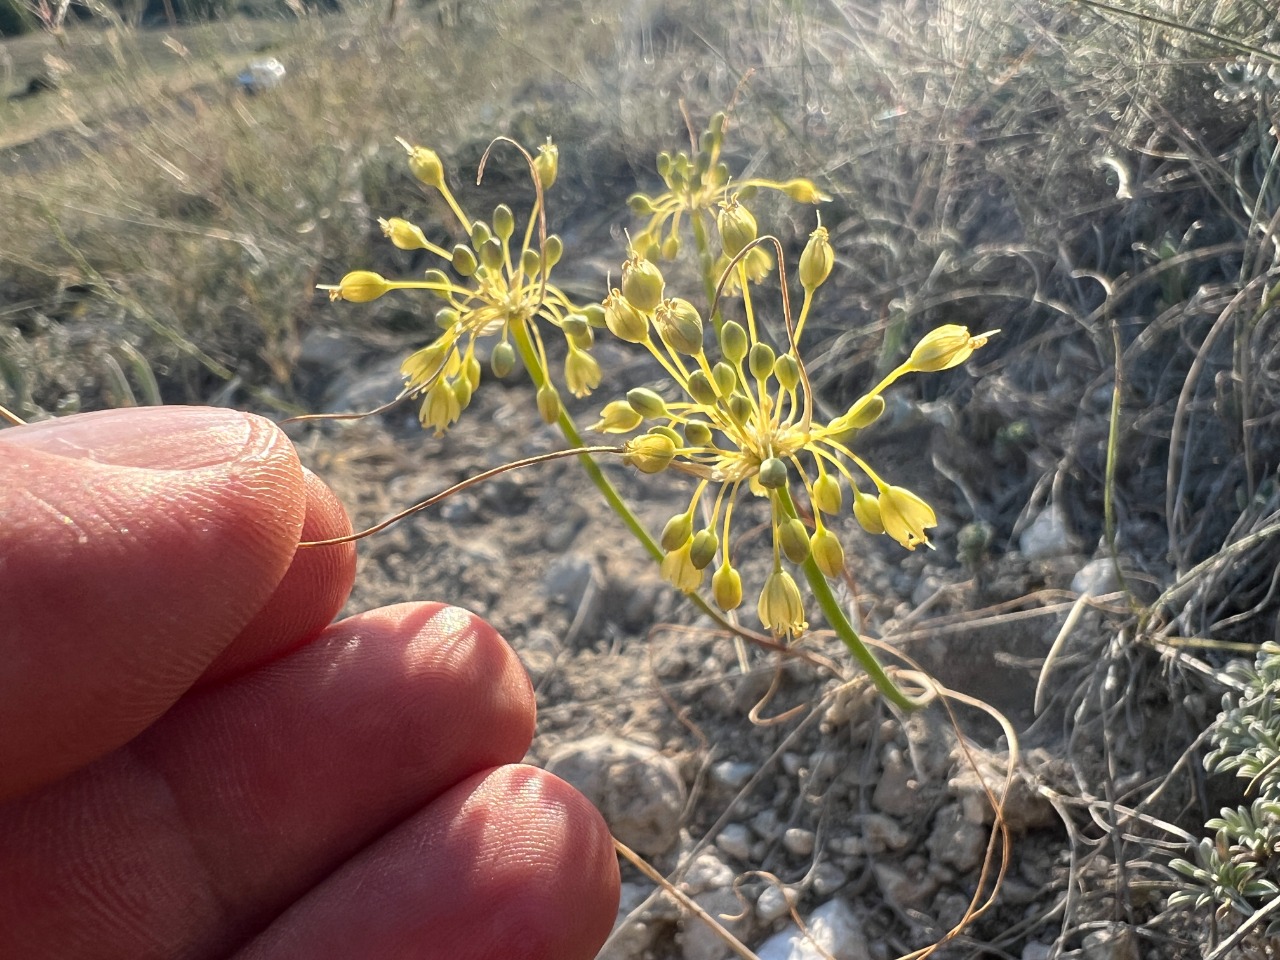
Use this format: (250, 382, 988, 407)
(0, 406, 619, 960)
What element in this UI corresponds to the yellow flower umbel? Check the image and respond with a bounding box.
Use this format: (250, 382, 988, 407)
(318, 137, 593, 435)
(593, 222, 997, 641)
(626, 113, 826, 273)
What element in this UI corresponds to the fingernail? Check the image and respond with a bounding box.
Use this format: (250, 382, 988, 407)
(0, 407, 269, 470)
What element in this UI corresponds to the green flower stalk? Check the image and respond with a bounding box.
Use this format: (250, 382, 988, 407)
(318, 136, 591, 435)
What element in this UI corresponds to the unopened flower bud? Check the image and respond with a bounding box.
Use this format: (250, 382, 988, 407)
(492, 204, 515, 242)
(661, 512, 694, 552)
(713, 362, 738, 398)
(686, 370, 718, 405)
(690, 529, 719, 569)
(720, 321, 749, 364)
(906, 324, 998, 372)
(811, 527, 845, 578)
(582, 303, 607, 328)
(452, 244, 478, 277)
(758, 456, 788, 489)
(435, 307, 459, 330)
(661, 233, 680, 259)
(728, 393, 753, 422)
(623, 433, 676, 474)
(537, 383, 562, 424)
(829, 394, 886, 438)
(812, 473, 843, 514)
(799, 224, 833, 291)
(592, 400, 643, 433)
(749, 342, 776, 381)
(628, 193, 657, 215)
(521, 248, 541, 277)
(323, 270, 391, 303)
(627, 387, 668, 419)
(853, 487, 885, 535)
(561, 313, 590, 340)
(622, 255, 665, 312)
(774, 353, 800, 391)
(479, 237, 504, 271)
(470, 220, 492, 249)
(491, 341, 516, 378)
(782, 178, 828, 203)
(779, 517, 811, 564)
(713, 563, 743, 611)
(543, 235, 563, 268)
(683, 420, 713, 447)
(452, 375, 473, 411)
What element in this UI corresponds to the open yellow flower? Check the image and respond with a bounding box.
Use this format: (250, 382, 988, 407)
(758, 567, 807, 640)
(878, 484, 937, 550)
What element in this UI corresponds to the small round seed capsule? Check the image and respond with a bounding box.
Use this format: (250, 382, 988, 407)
(717, 200, 757, 258)
(720, 321, 748, 364)
(452, 244, 478, 277)
(627, 387, 668, 419)
(686, 370, 718, 406)
(622, 256, 665, 312)
(779, 518, 811, 564)
(492, 204, 515, 241)
(712, 362, 738, 398)
(491, 341, 516, 378)
(654, 298, 703, 355)
(534, 140, 558, 190)
(758, 456, 788, 489)
(543, 235, 563, 268)
(683, 420, 713, 447)
(623, 434, 676, 474)
(713, 563, 743, 611)
(689, 529, 719, 569)
(661, 512, 694, 551)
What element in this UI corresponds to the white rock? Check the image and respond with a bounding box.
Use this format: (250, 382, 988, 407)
(926, 803, 989, 872)
(811, 861, 847, 895)
(716, 824, 753, 862)
(710, 760, 756, 790)
(1083, 925, 1138, 960)
(783, 827, 816, 857)
(1072, 557, 1121, 596)
(683, 849, 736, 894)
(755, 883, 798, 922)
(545, 735, 685, 855)
(755, 899, 869, 960)
(859, 814, 910, 853)
(1019, 502, 1071, 559)
(677, 888, 750, 960)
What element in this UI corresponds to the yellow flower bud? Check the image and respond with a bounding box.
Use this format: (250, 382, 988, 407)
(811, 527, 845, 578)
(397, 137, 445, 189)
(828, 394, 885, 437)
(623, 433, 676, 474)
(622, 255, 665, 312)
(564, 345, 601, 398)
(713, 563, 743, 611)
(491, 341, 516, 378)
(728, 393, 753, 423)
(452, 244, 478, 277)
(683, 420, 713, 447)
(379, 217, 430, 251)
(758, 568, 807, 640)
(537, 383, 562, 424)
(812, 473, 843, 515)
(779, 517, 811, 563)
(321, 270, 391, 303)
(689, 529, 719, 569)
(534, 139, 559, 191)
(749, 342, 776, 381)
(774, 353, 800, 391)
(782, 178, 829, 203)
(720, 321, 749, 364)
(717, 197, 757, 258)
(799, 224, 833, 291)
(451, 375, 473, 411)
(627, 387, 668, 419)
(853, 487, 885, 535)
(661, 511, 694, 552)
(686, 370, 718, 406)
(879, 484, 936, 550)
(492, 204, 516, 242)
(905, 325, 999, 373)
(661, 233, 680, 260)
(712, 361, 738, 398)
(758, 456, 788, 489)
(464, 353, 481, 391)
(591, 400, 644, 433)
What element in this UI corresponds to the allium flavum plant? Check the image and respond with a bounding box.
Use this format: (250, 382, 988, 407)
(319, 117, 995, 708)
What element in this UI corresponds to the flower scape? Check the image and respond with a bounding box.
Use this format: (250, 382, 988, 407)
(319, 117, 996, 650)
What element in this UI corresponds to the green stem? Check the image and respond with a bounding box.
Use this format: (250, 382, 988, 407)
(776, 487, 922, 712)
